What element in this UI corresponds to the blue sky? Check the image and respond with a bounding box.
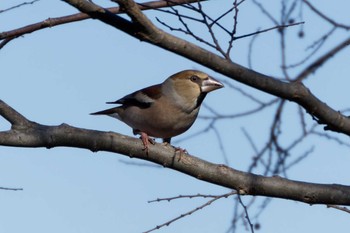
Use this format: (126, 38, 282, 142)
(1, 1, 350, 233)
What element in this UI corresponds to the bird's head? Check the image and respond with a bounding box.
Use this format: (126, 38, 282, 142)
(162, 70, 224, 112)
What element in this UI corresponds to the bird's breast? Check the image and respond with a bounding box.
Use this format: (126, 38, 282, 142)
(119, 103, 199, 139)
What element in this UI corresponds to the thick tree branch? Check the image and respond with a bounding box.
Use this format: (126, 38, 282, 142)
(62, 0, 350, 136)
(1, 99, 350, 206)
(0, 0, 202, 49)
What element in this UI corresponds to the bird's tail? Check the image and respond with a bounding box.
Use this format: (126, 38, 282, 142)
(90, 107, 122, 120)
(90, 109, 111, 115)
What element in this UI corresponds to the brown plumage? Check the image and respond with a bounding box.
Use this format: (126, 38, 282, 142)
(91, 70, 224, 152)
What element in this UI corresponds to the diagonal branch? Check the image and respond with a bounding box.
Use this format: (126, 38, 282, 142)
(0, 100, 33, 127)
(1, 99, 350, 206)
(0, 0, 40, 14)
(295, 36, 350, 82)
(303, 0, 350, 30)
(0, 0, 203, 49)
(145, 191, 237, 233)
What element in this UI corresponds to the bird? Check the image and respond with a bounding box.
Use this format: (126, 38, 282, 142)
(91, 70, 224, 153)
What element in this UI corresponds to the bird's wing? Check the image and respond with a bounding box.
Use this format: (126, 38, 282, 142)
(107, 84, 162, 109)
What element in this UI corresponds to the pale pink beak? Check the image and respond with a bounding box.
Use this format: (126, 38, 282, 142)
(201, 76, 224, 93)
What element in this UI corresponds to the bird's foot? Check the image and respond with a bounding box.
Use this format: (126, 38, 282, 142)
(140, 132, 155, 154)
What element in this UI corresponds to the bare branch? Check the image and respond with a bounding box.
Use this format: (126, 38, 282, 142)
(0, 38, 14, 50)
(327, 205, 350, 214)
(199, 99, 278, 120)
(148, 192, 233, 203)
(295, 36, 350, 82)
(145, 191, 236, 233)
(234, 21, 304, 41)
(303, 0, 350, 30)
(251, 0, 278, 25)
(0, 100, 33, 127)
(237, 195, 255, 233)
(226, 0, 239, 57)
(155, 2, 229, 58)
(0, 0, 40, 14)
(0, 0, 202, 49)
(0, 186, 23, 191)
(286, 27, 336, 70)
(1, 99, 350, 205)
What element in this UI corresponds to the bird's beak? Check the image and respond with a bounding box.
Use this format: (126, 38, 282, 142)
(201, 76, 224, 93)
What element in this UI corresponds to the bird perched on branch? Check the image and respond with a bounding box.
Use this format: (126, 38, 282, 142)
(91, 70, 224, 153)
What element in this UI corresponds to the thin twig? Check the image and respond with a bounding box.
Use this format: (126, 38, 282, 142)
(284, 146, 314, 170)
(303, 0, 350, 30)
(286, 27, 336, 69)
(226, 0, 239, 57)
(251, 0, 278, 25)
(233, 22, 304, 40)
(212, 125, 229, 165)
(237, 195, 254, 233)
(327, 205, 350, 214)
(0, 0, 40, 14)
(241, 128, 259, 154)
(199, 98, 278, 120)
(145, 191, 236, 233)
(0, 186, 23, 191)
(148, 193, 226, 203)
(294, 35, 350, 81)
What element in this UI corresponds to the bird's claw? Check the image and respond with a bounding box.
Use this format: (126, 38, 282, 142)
(140, 132, 155, 154)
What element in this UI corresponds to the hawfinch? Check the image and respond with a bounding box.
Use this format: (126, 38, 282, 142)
(91, 70, 224, 152)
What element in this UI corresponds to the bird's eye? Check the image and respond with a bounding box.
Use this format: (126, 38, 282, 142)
(190, 75, 199, 82)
